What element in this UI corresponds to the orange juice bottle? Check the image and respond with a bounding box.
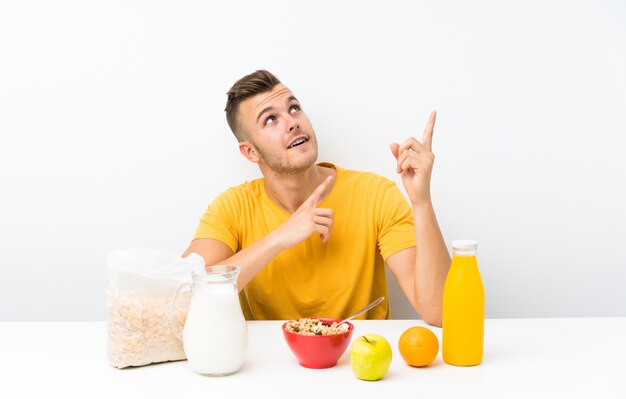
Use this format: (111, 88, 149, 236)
(442, 239, 484, 366)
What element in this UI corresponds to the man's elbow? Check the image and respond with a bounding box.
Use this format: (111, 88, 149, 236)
(422, 314, 442, 328)
(419, 306, 442, 328)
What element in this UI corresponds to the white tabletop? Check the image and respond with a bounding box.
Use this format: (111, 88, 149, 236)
(1, 318, 624, 399)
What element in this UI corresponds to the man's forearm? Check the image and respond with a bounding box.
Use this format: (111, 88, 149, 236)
(413, 201, 451, 326)
(214, 232, 285, 291)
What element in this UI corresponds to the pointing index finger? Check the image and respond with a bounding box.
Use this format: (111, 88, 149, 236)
(305, 176, 333, 207)
(422, 110, 437, 151)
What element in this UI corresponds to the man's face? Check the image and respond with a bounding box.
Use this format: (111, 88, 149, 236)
(238, 84, 318, 175)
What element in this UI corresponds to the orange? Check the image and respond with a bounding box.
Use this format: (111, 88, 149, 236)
(398, 326, 439, 367)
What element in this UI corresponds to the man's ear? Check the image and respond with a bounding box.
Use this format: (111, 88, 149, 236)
(239, 141, 259, 163)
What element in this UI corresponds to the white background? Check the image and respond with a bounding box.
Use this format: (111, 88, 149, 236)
(1, 0, 624, 321)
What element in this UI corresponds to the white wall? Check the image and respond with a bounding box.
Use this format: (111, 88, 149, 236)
(1, 0, 625, 321)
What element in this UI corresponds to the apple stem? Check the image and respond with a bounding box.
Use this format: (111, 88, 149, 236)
(363, 337, 370, 344)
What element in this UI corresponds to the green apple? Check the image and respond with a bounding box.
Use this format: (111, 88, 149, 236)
(349, 334, 392, 381)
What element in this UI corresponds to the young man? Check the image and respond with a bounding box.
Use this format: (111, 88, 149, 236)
(183, 70, 450, 326)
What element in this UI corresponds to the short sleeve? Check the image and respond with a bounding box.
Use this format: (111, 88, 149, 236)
(377, 180, 416, 260)
(193, 189, 240, 253)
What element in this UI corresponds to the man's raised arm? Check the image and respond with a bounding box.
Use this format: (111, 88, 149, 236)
(387, 111, 450, 326)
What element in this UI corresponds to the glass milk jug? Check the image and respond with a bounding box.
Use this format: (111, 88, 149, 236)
(169, 265, 247, 376)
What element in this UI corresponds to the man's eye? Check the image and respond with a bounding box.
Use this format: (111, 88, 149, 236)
(264, 116, 276, 125)
(289, 105, 300, 113)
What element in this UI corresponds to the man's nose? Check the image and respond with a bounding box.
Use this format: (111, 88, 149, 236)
(286, 114, 299, 133)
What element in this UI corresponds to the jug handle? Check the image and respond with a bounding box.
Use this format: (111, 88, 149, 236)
(168, 283, 191, 341)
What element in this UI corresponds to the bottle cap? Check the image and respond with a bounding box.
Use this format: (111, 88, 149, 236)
(451, 239, 479, 249)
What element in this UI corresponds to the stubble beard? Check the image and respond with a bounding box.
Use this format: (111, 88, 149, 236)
(252, 135, 319, 176)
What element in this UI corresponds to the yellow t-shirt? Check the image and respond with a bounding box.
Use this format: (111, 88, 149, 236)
(193, 163, 416, 320)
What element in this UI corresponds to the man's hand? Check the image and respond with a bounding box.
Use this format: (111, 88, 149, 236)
(390, 111, 437, 206)
(272, 176, 334, 249)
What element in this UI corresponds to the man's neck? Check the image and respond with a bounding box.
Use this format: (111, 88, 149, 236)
(263, 164, 335, 214)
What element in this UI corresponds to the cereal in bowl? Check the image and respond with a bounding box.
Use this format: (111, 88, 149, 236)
(285, 318, 350, 336)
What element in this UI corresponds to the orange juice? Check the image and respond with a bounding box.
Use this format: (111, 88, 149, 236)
(442, 240, 484, 366)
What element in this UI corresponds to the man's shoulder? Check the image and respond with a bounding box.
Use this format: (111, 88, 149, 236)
(215, 178, 264, 202)
(332, 163, 396, 187)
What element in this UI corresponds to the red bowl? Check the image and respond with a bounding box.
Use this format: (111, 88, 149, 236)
(282, 318, 354, 369)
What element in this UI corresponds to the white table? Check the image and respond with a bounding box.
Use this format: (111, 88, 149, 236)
(1, 318, 624, 398)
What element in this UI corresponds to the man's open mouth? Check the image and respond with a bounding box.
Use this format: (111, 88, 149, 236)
(287, 137, 308, 149)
